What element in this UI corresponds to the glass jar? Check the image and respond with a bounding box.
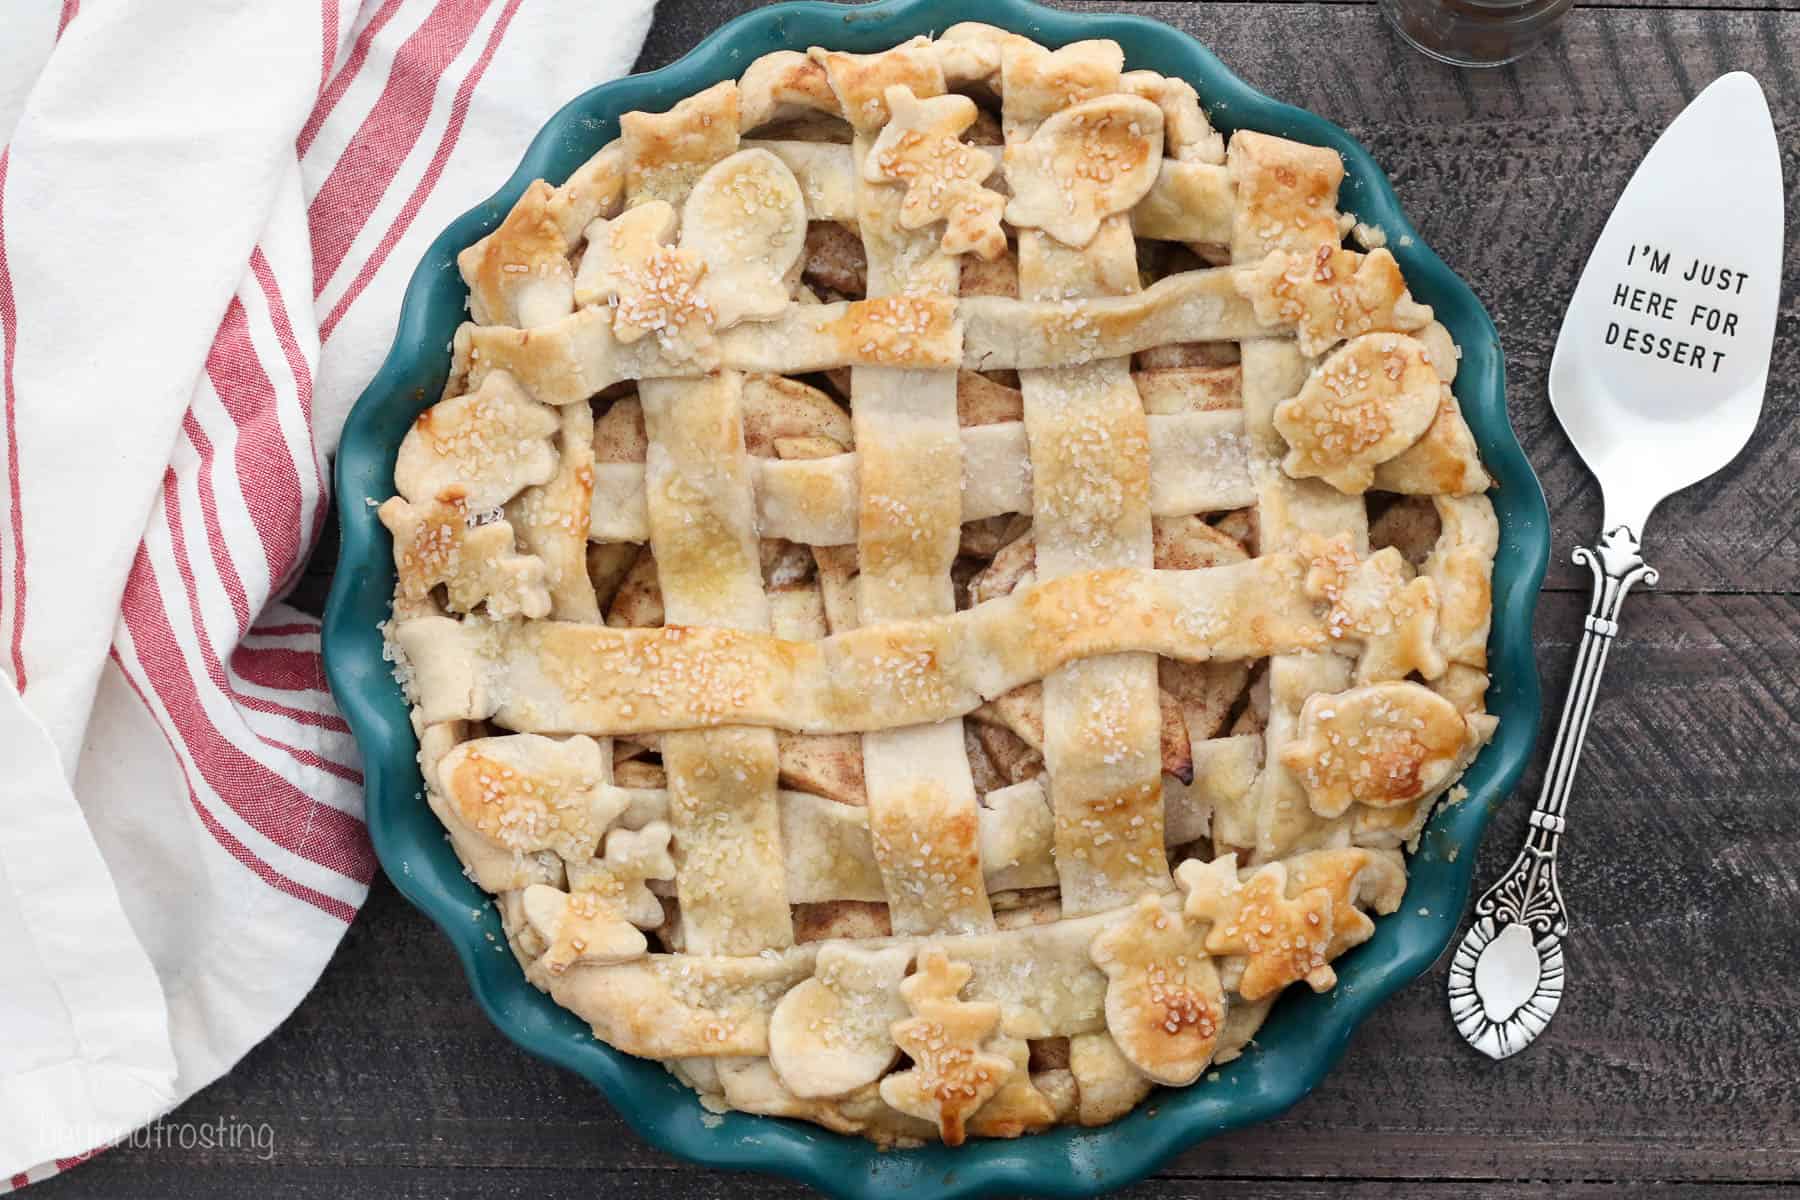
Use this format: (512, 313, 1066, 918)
(1378, 0, 1575, 67)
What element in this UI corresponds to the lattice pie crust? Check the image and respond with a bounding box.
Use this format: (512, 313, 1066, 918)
(379, 25, 1498, 1146)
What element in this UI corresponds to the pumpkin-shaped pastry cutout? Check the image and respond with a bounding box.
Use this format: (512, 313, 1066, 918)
(1274, 333, 1444, 494)
(769, 944, 912, 1099)
(1279, 681, 1479, 818)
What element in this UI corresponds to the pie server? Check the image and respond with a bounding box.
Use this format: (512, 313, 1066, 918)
(1445, 73, 1784, 1060)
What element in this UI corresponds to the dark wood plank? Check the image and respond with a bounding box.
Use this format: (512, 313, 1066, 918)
(630, 0, 1789, 70)
(27, 1165, 1800, 1200)
(25, 1169, 1800, 1200)
(32, 591, 1800, 1197)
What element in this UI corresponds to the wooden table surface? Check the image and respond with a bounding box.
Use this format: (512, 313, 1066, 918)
(37, 2, 1800, 1197)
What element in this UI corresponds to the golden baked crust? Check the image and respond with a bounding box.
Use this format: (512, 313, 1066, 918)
(382, 25, 1498, 1145)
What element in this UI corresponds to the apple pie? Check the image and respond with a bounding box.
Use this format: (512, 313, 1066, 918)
(378, 23, 1498, 1145)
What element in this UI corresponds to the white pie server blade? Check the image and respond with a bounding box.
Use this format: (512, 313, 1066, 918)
(1548, 71, 1783, 535)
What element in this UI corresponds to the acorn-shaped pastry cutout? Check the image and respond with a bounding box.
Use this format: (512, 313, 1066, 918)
(575, 148, 807, 355)
(1090, 895, 1226, 1085)
(435, 733, 625, 859)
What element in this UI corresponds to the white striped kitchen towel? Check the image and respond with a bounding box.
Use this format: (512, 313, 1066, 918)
(0, 0, 654, 1187)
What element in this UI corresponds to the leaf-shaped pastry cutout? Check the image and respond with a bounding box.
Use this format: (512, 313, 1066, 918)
(865, 86, 1005, 260)
(768, 944, 911, 1098)
(1278, 681, 1480, 818)
(684, 148, 809, 329)
(1090, 895, 1225, 1085)
(1003, 94, 1163, 249)
(878, 950, 1014, 1145)
(1274, 333, 1444, 494)
(1236, 243, 1433, 357)
(1178, 856, 1336, 1002)
(379, 498, 550, 620)
(522, 821, 676, 974)
(1283, 846, 1409, 957)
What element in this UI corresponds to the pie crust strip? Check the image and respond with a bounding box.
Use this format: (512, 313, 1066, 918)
(749, 138, 1234, 244)
(458, 267, 1298, 405)
(394, 554, 1330, 734)
(545, 904, 1141, 1060)
(823, 45, 994, 937)
(1003, 42, 1168, 915)
(587, 410, 1255, 545)
(625, 87, 794, 955)
(1229, 132, 1375, 864)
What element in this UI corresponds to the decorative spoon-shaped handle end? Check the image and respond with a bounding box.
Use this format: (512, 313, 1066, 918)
(1447, 911, 1566, 1060)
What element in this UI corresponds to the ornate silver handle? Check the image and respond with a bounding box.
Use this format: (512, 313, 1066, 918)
(1447, 524, 1657, 1059)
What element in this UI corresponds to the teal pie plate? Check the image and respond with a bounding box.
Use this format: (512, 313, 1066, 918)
(322, 0, 1552, 1195)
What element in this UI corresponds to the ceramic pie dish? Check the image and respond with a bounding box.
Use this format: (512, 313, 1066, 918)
(322, 0, 1551, 1194)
